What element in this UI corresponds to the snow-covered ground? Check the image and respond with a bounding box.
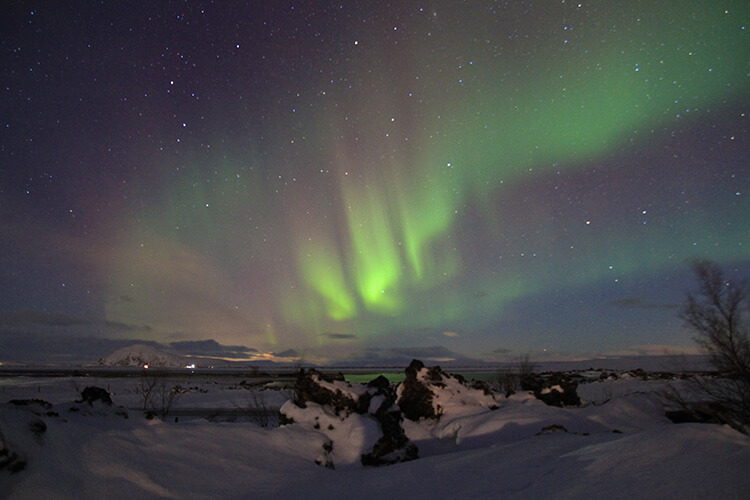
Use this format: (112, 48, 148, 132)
(1, 370, 749, 499)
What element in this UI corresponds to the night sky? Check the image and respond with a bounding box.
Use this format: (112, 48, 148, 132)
(1, 1, 748, 365)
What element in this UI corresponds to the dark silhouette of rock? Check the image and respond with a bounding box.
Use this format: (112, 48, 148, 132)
(78, 386, 114, 406)
(9, 399, 52, 410)
(367, 375, 391, 391)
(398, 359, 438, 421)
(0, 431, 26, 473)
(470, 380, 494, 396)
(536, 424, 568, 435)
(315, 439, 335, 469)
(28, 419, 47, 436)
(521, 372, 581, 407)
(362, 374, 418, 466)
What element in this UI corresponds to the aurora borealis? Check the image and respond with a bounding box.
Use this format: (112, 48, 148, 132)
(1, 1, 748, 364)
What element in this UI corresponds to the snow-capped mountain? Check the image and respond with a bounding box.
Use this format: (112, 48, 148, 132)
(97, 344, 185, 367)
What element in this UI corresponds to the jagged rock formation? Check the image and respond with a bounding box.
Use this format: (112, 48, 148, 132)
(361, 375, 417, 466)
(281, 369, 418, 467)
(398, 360, 439, 420)
(397, 359, 499, 421)
(281, 361, 499, 467)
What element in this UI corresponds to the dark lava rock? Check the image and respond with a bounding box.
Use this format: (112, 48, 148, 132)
(362, 374, 418, 466)
(536, 424, 568, 435)
(398, 359, 438, 421)
(521, 372, 581, 407)
(8, 399, 57, 418)
(286, 367, 419, 467)
(291, 369, 363, 416)
(367, 375, 391, 392)
(470, 380, 494, 396)
(315, 439, 335, 470)
(78, 386, 114, 406)
(0, 434, 26, 474)
(28, 419, 47, 436)
(361, 425, 418, 467)
(9, 399, 52, 410)
(398, 359, 498, 420)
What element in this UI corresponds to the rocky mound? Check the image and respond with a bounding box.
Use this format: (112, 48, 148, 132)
(397, 359, 498, 421)
(281, 369, 417, 468)
(281, 361, 500, 468)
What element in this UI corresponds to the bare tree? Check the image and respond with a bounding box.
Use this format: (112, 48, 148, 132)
(680, 259, 750, 430)
(496, 353, 534, 395)
(135, 371, 181, 420)
(233, 388, 274, 428)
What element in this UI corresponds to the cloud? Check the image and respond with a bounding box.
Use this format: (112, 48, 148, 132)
(0, 331, 163, 365)
(602, 344, 702, 357)
(0, 310, 152, 336)
(325, 345, 481, 367)
(322, 332, 357, 340)
(272, 349, 302, 358)
(102, 233, 270, 345)
(389, 346, 456, 358)
(0, 310, 91, 327)
(169, 339, 257, 358)
(0, 309, 158, 364)
(610, 297, 679, 310)
(490, 347, 511, 355)
(442, 331, 460, 338)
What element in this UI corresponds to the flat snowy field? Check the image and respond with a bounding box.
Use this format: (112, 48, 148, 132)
(1, 372, 749, 499)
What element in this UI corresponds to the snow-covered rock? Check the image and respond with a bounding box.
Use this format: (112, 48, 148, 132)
(97, 344, 185, 368)
(397, 359, 498, 421)
(282, 361, 503, 468)
(281, 369, 418, 467)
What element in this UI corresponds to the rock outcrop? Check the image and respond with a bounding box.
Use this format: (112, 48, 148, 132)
(281, 361, 500, 467)
(78, 386, 114, 406)
(397, 360, 498, 421)
(521, 372, 581, 407)
(281, 368, 417, 467)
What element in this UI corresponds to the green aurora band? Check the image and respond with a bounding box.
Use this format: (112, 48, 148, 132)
(104, 2, 748, 350)
(285, 3, 748, 331)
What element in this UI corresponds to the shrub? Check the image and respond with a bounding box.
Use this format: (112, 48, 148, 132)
(679, 260, 750, 431)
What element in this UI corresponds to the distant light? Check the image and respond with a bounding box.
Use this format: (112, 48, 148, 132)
(185, 364, 195, 369)
(143, 364, 149, 369)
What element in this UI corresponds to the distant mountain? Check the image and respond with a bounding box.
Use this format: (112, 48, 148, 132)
(97, 344, 186, 368)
